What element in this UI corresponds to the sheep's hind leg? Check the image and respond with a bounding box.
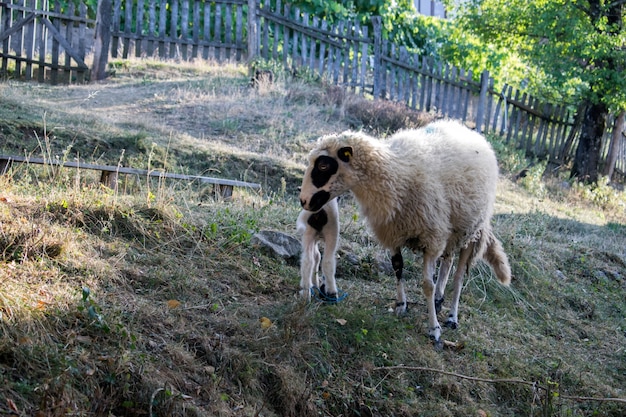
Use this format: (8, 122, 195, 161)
(391, 249, 407, 315)
(445, 244, 473, 329)
(423, 253, 443, 349)
(434, 255, 453, 314)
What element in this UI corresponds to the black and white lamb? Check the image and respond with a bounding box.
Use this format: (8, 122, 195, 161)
(298, 120, 511, 347)
(296, 197, 340, 302)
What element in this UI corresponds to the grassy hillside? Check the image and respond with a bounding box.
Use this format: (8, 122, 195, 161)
(1, 60, 625, 417)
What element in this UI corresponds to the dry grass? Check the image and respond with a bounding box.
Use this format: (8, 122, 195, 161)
(1, 59, 625, 417)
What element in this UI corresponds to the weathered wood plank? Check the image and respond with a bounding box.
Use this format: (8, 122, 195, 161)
(0, 154, 261, 190)
(180, 0, 189, 60)
(214, 3, 222, 61)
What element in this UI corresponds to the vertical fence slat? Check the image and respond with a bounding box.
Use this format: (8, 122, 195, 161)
(122, 0, 131, 58)
(224, 3, 232, 60)
(23, 0, 36, 80)
(202, 2, 210, 59)
(50, 0, 61, 84)
(235, 3, 243, 61)
(135, 0, 144, 57)
(147, 0, 155, 56)
(192, 0, 200, 59)
(63, 1, 74, 82)
(14, 0, 24, 78)
(180, 0, 189, 60)
(36, 0, 46, 81)
(213, 3, 222, 61)
(157, 0, 166, 58)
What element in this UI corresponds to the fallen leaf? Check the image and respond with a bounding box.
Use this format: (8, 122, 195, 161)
(18, 336, 31, 345)
(7, 398, 19, 412)
(167, 299, 181, 309)
(336, 319, 347, 326)
(259, 316, 272, 329)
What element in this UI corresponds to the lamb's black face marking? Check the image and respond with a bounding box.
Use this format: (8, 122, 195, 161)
(311, 155, 338, 188)
(307, 191, 331, 212)
(307, 208, 328, 233)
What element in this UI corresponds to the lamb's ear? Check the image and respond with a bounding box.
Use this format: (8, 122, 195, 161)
(338, 146, 353, 162)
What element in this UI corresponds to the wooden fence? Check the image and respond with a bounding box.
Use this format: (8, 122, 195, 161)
(109, 0, 247, 62)
(0, 0, 92, 83)
(0, 0, 624, 179)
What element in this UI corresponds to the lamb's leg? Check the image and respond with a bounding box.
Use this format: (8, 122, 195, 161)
(445, 244, 474, 329)
(391, 249, 407, 315)
(319, 232, 339, 299)
(300, 239, 321, 301)
(423, 253, 442, 349)
(434, 255, 453, 314)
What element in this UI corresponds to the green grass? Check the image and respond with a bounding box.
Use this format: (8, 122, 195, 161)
(0, 59, 625, 416)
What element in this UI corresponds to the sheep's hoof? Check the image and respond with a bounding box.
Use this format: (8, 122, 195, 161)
(435, 297, 444, 314)
(444, 316, 458, 329)
(429, 331, 444, 351)
(395, 301, 407, 316)
(432, 337, 444, 351)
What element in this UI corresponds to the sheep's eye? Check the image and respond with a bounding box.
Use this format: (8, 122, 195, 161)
(318, 161, 329, 171)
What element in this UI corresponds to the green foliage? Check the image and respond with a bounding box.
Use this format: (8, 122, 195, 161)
(448, 0, 626, 111)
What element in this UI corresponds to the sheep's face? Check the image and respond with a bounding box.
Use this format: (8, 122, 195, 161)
(299, 146, 353, 212)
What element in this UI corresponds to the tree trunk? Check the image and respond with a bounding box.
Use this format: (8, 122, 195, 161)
(570, 102, 608, 184)
(602, 111, 625, 182)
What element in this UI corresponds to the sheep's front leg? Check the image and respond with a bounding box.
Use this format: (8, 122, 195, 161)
(319, 232, 339, 299)
(423, 253, 442, 349)
(391, 249, 407, 315)
(435, 254, 453, 314)
(445, 243, 473, 329)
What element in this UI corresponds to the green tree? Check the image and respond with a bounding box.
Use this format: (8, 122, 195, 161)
(446, 0, 626, 183)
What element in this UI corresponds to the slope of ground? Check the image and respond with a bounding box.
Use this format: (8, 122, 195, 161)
(0, 60, 625, 417)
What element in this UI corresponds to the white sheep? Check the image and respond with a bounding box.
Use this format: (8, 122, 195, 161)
(296, 197, 340, 302)
(299, 120, 511, 348)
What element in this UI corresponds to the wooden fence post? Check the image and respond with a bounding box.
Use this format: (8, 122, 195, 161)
(475, 69, 489, 133)
(247, 0, 259, 67)
(92, 0, 111, 81)
(372, 16, 382, 100)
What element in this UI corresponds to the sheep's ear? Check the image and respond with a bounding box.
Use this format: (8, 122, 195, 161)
(338, 147, 352, 162)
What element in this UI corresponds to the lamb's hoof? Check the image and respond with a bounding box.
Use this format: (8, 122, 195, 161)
(444, 316, 458, 329)
(299, 288, 312, 302)
(435, 297, 444, 314)
(311, 286, 345, 304)
(395, 301, 407, 316)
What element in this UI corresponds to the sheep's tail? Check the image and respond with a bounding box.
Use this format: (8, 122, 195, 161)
(481, 229, 511, 286)
(469, 228, 511, 285)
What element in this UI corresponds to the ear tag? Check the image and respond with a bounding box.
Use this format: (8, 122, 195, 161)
(338, 147, 352, 162)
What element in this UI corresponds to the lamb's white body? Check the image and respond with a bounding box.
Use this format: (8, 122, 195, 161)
(296, 198, 339, 301)
(299, 120, 511, 347)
